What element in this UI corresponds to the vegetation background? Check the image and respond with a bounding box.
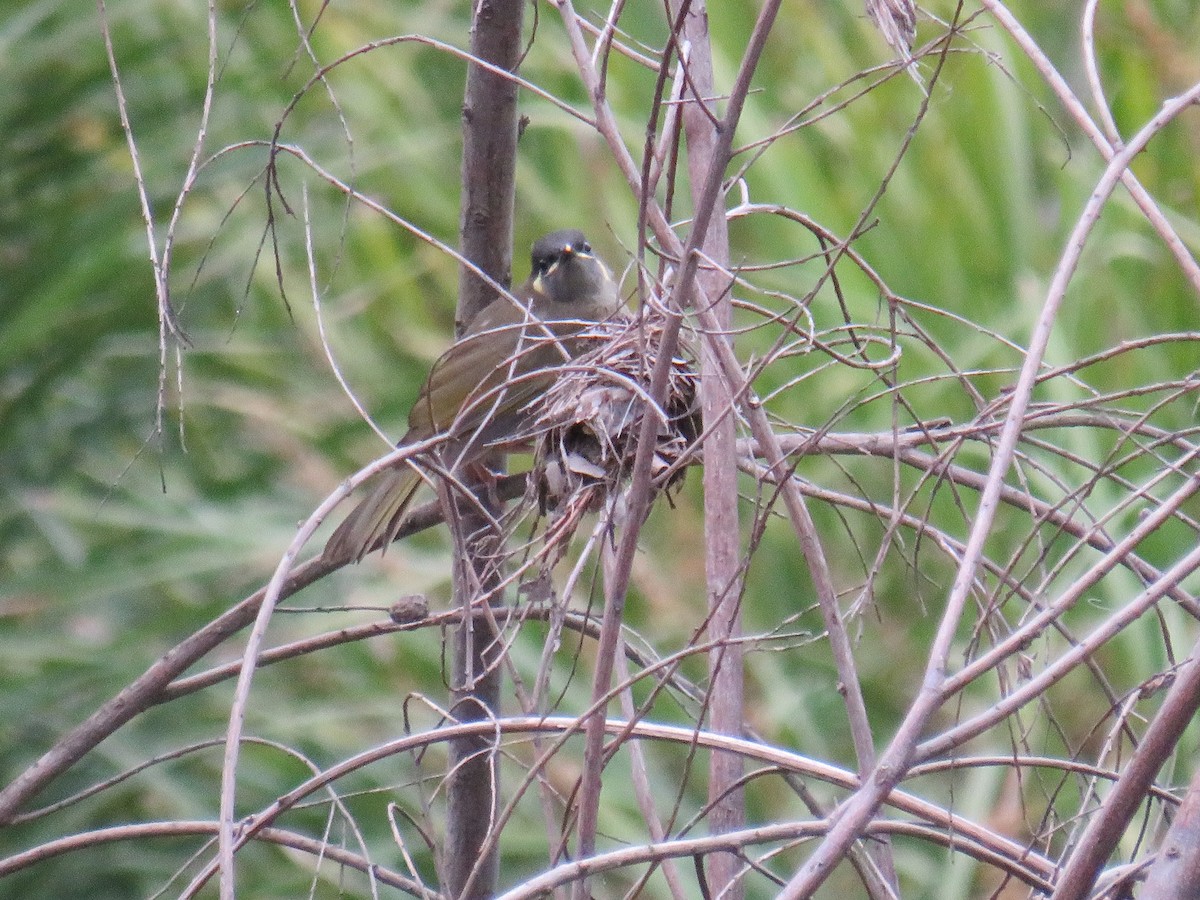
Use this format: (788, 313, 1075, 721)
(1, 0, 1198, 896)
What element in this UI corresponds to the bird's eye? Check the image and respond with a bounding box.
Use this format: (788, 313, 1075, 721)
(580, 241, 592, 253)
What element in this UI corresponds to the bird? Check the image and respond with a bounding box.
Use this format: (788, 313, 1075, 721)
(324, 229, 623, 563)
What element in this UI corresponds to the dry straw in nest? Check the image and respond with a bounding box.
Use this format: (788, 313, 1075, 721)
(528, 312, 701, 537)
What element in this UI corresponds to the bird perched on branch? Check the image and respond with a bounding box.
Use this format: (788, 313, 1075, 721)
(325, 229, 623, 563)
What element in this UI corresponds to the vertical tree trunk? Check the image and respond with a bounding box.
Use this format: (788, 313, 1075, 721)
(666, 1, 745, 895)
(445, 0, 524, 896)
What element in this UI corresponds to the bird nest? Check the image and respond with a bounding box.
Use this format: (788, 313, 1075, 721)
(527, 312, 701, 530)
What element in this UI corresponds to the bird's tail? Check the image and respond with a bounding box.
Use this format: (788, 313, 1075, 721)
(324, 465, 423, 564)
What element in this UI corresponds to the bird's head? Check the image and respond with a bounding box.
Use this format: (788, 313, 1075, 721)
(530, 229, 621, 320)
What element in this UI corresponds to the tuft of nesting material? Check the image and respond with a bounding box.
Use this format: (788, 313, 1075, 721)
(528, 312, 701, 523)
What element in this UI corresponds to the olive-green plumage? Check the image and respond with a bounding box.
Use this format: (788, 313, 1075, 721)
(325, 230, 622, 563)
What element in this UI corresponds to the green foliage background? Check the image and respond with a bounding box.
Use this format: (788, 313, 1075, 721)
(1, 0, 1197, 895)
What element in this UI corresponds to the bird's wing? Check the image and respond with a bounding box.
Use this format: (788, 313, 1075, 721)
(408, 310, 583, 448)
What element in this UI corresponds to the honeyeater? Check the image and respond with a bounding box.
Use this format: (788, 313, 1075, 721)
(325, 229, 623, 562)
